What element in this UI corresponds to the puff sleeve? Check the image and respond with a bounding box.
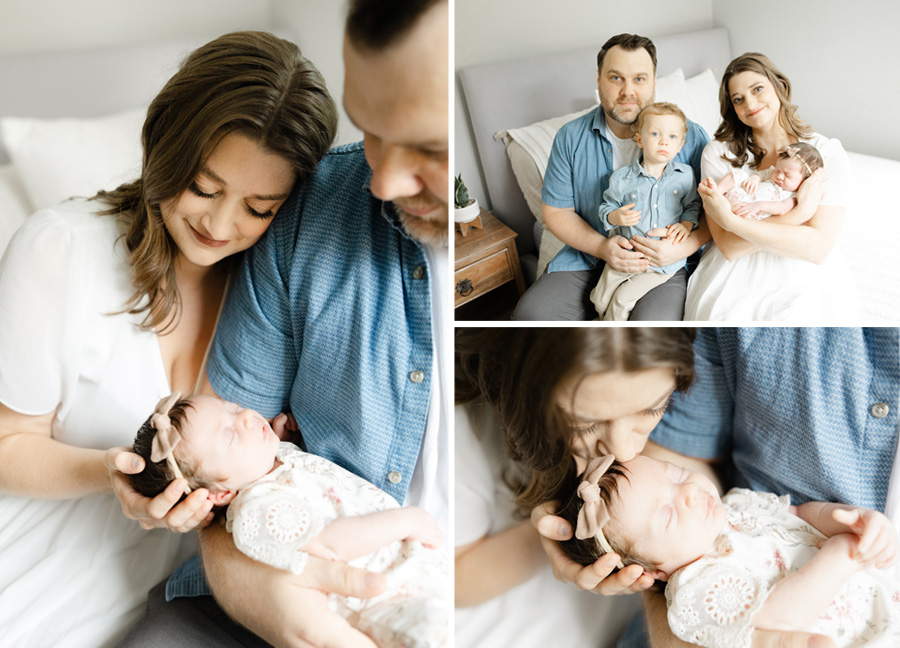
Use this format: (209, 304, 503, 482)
(0, 209, 81, 414)
(665, 557, 772, 648)
(225, 481, 327, 576)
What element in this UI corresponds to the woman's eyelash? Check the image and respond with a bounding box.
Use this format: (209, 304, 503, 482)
(572, 422, 599, 437)
(189, 182, 215, 199)
(188, 182, 274, 219)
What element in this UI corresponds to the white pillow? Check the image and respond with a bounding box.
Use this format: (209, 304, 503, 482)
(685, 68, 722, 138)
(0, 108, 145, 211)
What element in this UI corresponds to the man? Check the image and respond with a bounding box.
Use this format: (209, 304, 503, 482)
(114, 2, 449, 646)
(513, 33, 710, 321)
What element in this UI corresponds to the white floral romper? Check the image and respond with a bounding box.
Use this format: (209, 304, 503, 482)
(226, 442, 448, 648)
(665, 489, 900, 648)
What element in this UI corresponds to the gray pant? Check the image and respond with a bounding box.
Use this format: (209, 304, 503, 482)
(116, 579, 270, 648)
(512, 266, 688, 321)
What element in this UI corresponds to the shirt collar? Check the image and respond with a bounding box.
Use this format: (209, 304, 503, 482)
(631, 156, 680, 180)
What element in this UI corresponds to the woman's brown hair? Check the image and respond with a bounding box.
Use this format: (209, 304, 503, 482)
(714, 52, 813, 170)
(455, 327, 696, 512)
(96, 31, 338, 332)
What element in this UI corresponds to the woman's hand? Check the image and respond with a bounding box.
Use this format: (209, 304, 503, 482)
(104, 446, 214, 532)
(530, 501, 655, 595)
(698, 177, 742, 232)
(794, 168, 825, 220)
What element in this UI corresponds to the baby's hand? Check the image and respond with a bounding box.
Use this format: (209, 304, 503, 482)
(405, 506, 443, 549)
(731, 202, 759, 219)
(666, 222, 692, 244)
(741, 174, 761, 194)
(272, 412, 301, 445)
(832, 507, 899, 569)
(608, 203, 641, 227)
(817, 533, 865, 569)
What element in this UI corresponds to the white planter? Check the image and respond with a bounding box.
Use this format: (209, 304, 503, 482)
(454, 198, 480, 223)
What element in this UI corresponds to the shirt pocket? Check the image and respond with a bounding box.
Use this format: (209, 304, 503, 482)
(666, 186, 684, 213)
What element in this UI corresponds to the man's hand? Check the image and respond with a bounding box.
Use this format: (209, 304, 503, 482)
(530, 501, 654, 594)
(202, 523, 387, 648)
(607, 203, 641, 227)
(665, 222, 692, 245)
(831, 507, 899, 568)
(104, 446, 214, 532)
(601, 236, 650, 274)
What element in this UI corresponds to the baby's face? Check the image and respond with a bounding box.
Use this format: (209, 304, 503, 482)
(636, 114, 685, 166)
(608, 455, 726, 580)
(772, 157, 805, 191)
(178, 395, 280, 491)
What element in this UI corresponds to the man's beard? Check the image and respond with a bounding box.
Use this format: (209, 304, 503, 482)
(397, 206, 448, 246)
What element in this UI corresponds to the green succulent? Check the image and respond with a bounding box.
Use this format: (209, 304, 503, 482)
(454, 174, 471, 208)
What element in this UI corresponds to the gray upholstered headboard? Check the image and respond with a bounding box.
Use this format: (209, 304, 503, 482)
(457, 28, 731, 281)
(0, 31, 295, 166)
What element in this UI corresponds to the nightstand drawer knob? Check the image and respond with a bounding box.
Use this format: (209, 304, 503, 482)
(456, 278, 474, 296)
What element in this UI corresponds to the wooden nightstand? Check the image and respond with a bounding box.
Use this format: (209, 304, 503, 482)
(454, 209, 526, 311)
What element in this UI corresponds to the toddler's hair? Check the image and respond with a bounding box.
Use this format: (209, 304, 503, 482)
(556, 460, 665, 589)
(777, 142, 823, 178)
(633, 102, 688, 138)
(130, 398, 210, 499)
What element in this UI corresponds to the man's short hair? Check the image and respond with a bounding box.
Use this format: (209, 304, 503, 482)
(596, 33, 657, 74)
(346, 0, 443, 51)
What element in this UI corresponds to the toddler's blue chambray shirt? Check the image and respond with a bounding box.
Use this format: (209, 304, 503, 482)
(598, 158, 700, 274)
(541, 106, 708, 274)
(652, 328, 899, 513)
(166, 142, 435, 599)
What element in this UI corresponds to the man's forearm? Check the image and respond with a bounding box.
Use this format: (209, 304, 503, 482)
(543, 203, 607, 260)
(643, 590, 695, 648)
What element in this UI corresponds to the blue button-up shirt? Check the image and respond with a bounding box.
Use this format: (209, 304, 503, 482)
(598, 158, 700, 274)
(166, 142, 435, 599)
(542, 106, 708, 273)
(652, 328, 899, 513)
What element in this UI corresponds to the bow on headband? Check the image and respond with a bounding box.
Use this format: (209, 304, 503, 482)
(779, 144, 813, 176)
(149, 391, 192, 494)
(574, 454, 625, 569)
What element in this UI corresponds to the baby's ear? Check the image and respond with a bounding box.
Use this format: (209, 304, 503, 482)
(645, 567, 670, 582)
(207, 489, 236, 506)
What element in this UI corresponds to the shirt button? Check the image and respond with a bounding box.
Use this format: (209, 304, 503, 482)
(653, 204, 658, 209)
(413, 265, 426, 280)
(870, 402, 890, 418)
(409, 370, 425, 383)
(388, 471, 402, 484)
(674, 189, 679, 195)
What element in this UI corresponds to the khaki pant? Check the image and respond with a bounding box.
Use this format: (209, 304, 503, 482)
(591, 267, 674, 321)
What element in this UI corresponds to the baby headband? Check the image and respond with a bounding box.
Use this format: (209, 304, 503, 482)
(779, 144, 812, 176)
(574, 454, 626, 570)
(149, 391, 192, 494)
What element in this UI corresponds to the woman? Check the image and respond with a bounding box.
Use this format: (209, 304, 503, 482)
(454, 327, 696, 648)
(684, 53, 854, 322)
(0, 32, 337, 647)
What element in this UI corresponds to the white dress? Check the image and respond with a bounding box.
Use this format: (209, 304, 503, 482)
(666, 489, 900, 648)
(0, 201, 192, 648)
(684, 134, 857, 322)
(226, 442, 448, 648)
(454, 401, 640, 648)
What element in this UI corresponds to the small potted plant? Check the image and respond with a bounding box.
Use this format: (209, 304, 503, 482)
(454, 174, 480, 223)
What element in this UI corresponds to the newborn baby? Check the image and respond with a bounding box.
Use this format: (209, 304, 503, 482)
(558, 455, 900, 648)
(131, 393, 448, 648)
